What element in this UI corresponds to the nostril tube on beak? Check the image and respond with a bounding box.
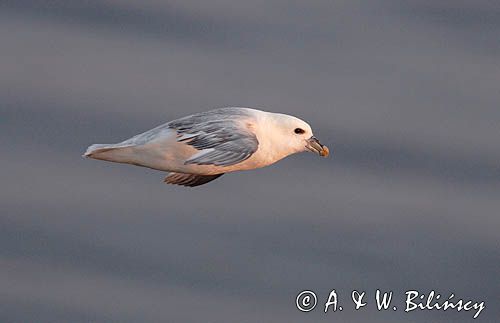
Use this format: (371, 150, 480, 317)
(306, 136, 329, 157)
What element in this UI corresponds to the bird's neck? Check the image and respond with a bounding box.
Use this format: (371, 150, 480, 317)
(254, 113, 295, 163)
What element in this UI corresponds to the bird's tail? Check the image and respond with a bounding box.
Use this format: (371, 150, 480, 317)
(83, 143, 136, 163)
(84, 144, 112, 156)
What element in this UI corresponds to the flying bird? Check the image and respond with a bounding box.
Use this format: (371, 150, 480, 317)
(84, 107, 329, 187)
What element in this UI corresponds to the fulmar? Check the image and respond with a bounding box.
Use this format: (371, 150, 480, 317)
(84, 107, 329, 187)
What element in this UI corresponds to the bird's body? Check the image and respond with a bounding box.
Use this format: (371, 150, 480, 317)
(84, 107, 329, 186)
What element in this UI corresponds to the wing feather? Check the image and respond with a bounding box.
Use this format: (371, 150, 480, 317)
(168, 108, 259, 167)
(164, 172, 224, 187)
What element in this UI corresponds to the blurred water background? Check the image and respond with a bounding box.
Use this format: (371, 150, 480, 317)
(1, 1, 499, 322)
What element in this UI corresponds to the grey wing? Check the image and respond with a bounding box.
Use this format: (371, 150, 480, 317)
(168, 108, 259, 167)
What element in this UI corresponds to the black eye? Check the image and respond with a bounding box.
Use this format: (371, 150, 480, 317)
(294, 128, 305, 134)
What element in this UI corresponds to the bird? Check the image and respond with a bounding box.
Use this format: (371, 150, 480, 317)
(83, 107, 329, 187)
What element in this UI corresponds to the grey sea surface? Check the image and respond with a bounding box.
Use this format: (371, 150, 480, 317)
(1, 1, 499, 322)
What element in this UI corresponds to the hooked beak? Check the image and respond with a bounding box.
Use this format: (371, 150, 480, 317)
(305, 136, 329, 157)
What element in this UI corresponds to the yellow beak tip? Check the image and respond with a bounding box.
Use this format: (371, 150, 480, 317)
(320, 146, 330, 157)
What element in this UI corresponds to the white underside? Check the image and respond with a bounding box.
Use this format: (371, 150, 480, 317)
(87, 129, 281, 175)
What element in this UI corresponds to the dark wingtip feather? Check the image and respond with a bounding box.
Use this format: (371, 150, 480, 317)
(164, 173, 224, 187)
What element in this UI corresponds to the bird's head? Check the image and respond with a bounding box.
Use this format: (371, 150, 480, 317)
(268, 113, 329, 157)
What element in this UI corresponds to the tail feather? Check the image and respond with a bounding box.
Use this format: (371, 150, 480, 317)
(83, 143, 137, 163)
(83, 144, 114, 157)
